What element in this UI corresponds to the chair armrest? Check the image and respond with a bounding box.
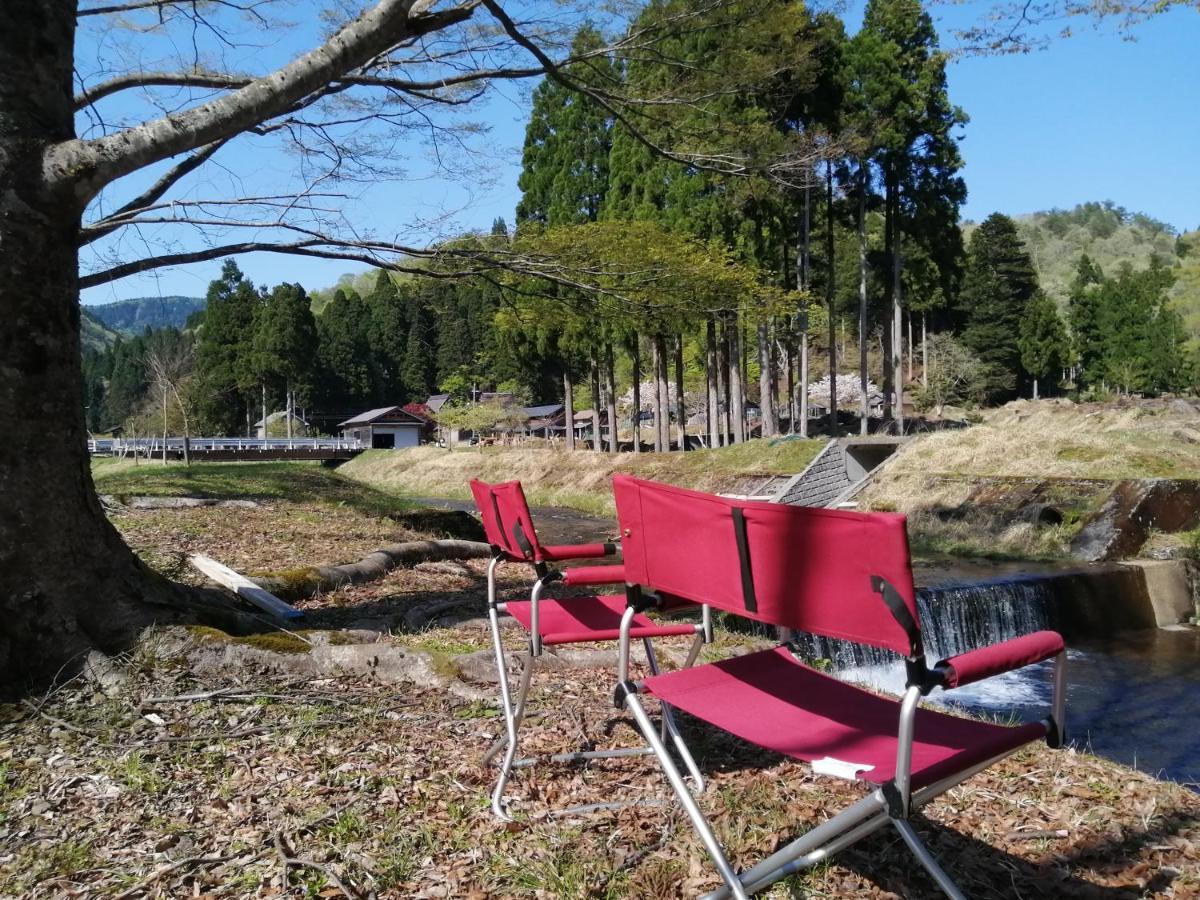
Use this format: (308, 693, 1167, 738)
(562, 564, 626, 586)
(934, 630, 1064, 689)
(540, 542, 618, 562)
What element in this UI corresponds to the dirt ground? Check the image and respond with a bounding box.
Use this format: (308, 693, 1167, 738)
(4, 480, 1197, 898)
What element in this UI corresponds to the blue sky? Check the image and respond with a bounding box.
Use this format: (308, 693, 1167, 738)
(79, 2, 1199, 305)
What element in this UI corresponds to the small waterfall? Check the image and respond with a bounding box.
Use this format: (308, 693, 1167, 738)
(795, 577, 1058, 674)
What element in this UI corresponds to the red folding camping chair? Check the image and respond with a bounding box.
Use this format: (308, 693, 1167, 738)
(469, 478, 706, 820)
(609, 474, 1068, 899)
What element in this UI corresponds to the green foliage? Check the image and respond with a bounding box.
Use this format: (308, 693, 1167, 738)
(315, 289, 375, 408)
(1070, 256, 1192, 394)
(912, 332, 987, 413)
(253, 282, 318, 402)
(193, 261, 262, 434)
(956, 213, 1040, 399)
(516, 26, 613, 227)
(1018, 290, 1069, 393)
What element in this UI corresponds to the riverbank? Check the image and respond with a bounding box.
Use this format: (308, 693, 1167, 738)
(339, 438, 823, 515)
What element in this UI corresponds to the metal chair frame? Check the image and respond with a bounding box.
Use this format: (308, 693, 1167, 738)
(481, 547, 709, 821)
(607, 474, 1069, 899)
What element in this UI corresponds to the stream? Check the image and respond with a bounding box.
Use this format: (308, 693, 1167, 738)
(425, 497, 1200, 788)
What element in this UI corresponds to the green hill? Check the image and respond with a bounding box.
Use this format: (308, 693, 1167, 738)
(85, 295, 205, 334)
(80, 308, 121, 352)
(965, 202, 1200, 351)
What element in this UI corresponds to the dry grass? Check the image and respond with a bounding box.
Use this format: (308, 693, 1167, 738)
(23, 474, 1189, 897)
(2, 640, 1197, 899)
(340, 438, 823, 516)
(892, 398, 1200, 481)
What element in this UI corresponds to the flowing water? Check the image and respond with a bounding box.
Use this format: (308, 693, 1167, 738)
(430, 497, 1200, 787)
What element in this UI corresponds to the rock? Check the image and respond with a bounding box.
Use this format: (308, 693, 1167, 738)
(82, 651, 129, 696)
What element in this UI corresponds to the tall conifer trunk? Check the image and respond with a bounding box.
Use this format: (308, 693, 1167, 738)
(858, 161, 870, 435)
(892, 180, 905, 434)
(706, 320, 720, 447)
(674, 335, 686, 452)
(716, 320, 730, 446)
(630, 337, 641, 453)
(882, 174, 895, 422)
(825, 160, 838, 436)
(757, 323, 776, 437)
(655, 335, 671, 451)
(728, 318, 745, 444)
(589, 353, 602, 452)
(800, 181, 812, 439)
(562, 366, 575, 450)
(604, 342, 618, 454)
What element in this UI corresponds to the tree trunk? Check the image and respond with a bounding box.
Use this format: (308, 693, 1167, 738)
(882, 177, 895, 422)
(921, 311, 928, 389)
(906, 311, 913, 384)
(604, 342, 618, 454)
(858, 161, 870, 436)
(630, 337, 641, 453)
(717, 319, 730, 446)
(162, 390, 169, 465)
(757, 322, 776, 437)
(891, 175, 905, 435)
(654, 334, 671, 451)
(706, 320, 719, 448)
(825, 159, 838, 436)
(589, 352, 602, 452)
(286, 381, 293, 441)
(674, 334, 686, 452)
(650, 335, 663, 452)
(0, 0, 227, 690)
(562, 366, 575, 450)
(1032, 378, 1039, 400)
(728, 318, 745, 444)
(784, 340, 796, 435)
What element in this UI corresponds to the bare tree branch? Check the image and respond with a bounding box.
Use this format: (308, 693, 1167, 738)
(48, 0, 482, 203)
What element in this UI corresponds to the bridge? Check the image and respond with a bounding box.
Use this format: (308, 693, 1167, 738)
(88, 437, 366, 463)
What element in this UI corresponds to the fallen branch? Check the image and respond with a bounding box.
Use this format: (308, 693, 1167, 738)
(250, 539, 491, 600)
(112, 854, 235, 899)
(274, 832, 359, 899)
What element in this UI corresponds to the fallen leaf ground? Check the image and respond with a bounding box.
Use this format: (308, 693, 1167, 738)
(3, 482, 1197, 898)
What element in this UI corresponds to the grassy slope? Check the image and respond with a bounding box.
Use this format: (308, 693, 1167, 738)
(339, 438, 824, 515)
(885, 398, 1200, 481)
(860, 398, 1200, 560)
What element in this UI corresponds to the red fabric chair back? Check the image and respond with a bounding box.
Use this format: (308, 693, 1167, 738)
(612, 474, 920, 656)
(470, 478, 543, 562)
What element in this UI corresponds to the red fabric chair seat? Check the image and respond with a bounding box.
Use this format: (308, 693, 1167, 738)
(643, 646, 1047, 791)
(505, 594, 697, 646)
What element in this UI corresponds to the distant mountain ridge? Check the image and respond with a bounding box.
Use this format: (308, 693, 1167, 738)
(85, 295, 205, 334)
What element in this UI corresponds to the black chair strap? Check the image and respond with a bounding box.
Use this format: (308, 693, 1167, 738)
(512, 520, 535, 560)
(871, 575, 921, 658)
(488, 492, 506, 553)
(731, 507, 758, 613)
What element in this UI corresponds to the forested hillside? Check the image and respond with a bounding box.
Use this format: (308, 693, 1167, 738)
(85, 295, 205, 333)
(80, 308, 120, 352)
(991, 202, 1199, 350)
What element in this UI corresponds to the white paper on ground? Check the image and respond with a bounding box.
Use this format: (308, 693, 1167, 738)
(812, 756, 875, 780)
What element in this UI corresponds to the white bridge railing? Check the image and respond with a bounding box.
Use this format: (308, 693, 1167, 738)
(88, 437, 365, 456)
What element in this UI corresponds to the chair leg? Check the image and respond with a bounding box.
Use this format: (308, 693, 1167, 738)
(644, 636, 706, 792)
(701, 793, 888, 900)
(624, 692, 749, 900)
(490, 649, 534, 821)
(892, 818, 967, 900)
